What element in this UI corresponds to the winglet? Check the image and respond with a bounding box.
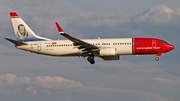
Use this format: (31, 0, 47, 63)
(55, 22, 65, 34)
(10, 12, 19, 18)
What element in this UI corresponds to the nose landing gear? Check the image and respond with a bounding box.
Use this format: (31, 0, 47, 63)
(87, 55, 95, 64)
(155, 57, 159, 61)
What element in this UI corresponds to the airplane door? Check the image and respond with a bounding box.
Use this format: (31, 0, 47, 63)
(30, 44, 33, 49)
(37, 43, 41, 51)
(152, 40, 156, 51)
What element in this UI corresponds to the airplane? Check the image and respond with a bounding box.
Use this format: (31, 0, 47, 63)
(5, 12, 174, 64)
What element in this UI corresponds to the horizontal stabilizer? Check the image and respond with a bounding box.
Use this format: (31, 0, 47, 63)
(5, 38, 27, 46)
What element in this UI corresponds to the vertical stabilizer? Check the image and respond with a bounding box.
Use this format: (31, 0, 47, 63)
(10, 12, 51, 42)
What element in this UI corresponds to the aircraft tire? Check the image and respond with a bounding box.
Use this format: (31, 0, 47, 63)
(155, 57, 159, 61)
(87, 56, 95, 64)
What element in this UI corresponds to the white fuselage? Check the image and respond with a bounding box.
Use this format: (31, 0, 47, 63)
(17, 38, 133, 56)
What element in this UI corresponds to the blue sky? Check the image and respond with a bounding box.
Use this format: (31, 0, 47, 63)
(0, 0, 180, 101)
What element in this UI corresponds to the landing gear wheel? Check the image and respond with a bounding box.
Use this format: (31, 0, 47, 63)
(87, 56, 95, 64)
(90, 59, 95, 64)
(155, 57, 159, 61)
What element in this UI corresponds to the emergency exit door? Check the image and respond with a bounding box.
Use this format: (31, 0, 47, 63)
(37, 43, 41, 51)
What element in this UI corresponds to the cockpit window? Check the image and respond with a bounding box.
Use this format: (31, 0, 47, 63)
(161, 41, 168, 44)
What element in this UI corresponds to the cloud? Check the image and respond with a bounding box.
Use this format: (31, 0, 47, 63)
(0, 74, 17, 86)
(75, 11, 130, 28)
(0, 73, 174, 101)
(152, 77, 180, 86)
(0, 74, 83, 89)
(132, 4, 179, 24)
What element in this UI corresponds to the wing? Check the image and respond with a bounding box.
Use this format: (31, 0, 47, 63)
(55, 22, 99, 54)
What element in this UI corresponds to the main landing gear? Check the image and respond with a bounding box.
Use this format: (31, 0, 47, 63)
(155, 57, 159, 61)
(87, 55, 95, 64)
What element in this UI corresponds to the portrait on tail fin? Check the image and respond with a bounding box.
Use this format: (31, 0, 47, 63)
(17, 24, 28, 40)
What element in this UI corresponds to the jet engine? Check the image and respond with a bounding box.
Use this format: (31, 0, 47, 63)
(99, 47, 117, 56)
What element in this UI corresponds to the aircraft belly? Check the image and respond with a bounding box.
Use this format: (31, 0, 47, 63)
(43, 47, 79, 56)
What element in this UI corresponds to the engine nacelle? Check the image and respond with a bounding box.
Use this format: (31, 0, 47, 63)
(99, 47, 117, 56)
(102, 55, 120, 60)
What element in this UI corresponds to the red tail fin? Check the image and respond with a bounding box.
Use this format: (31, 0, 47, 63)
(10, 12, 19, 18)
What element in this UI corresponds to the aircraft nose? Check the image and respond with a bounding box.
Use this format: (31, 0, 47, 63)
(168, 44, 175, 51)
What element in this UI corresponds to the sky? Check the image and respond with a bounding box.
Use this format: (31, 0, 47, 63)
(0, 0, 180, 101)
